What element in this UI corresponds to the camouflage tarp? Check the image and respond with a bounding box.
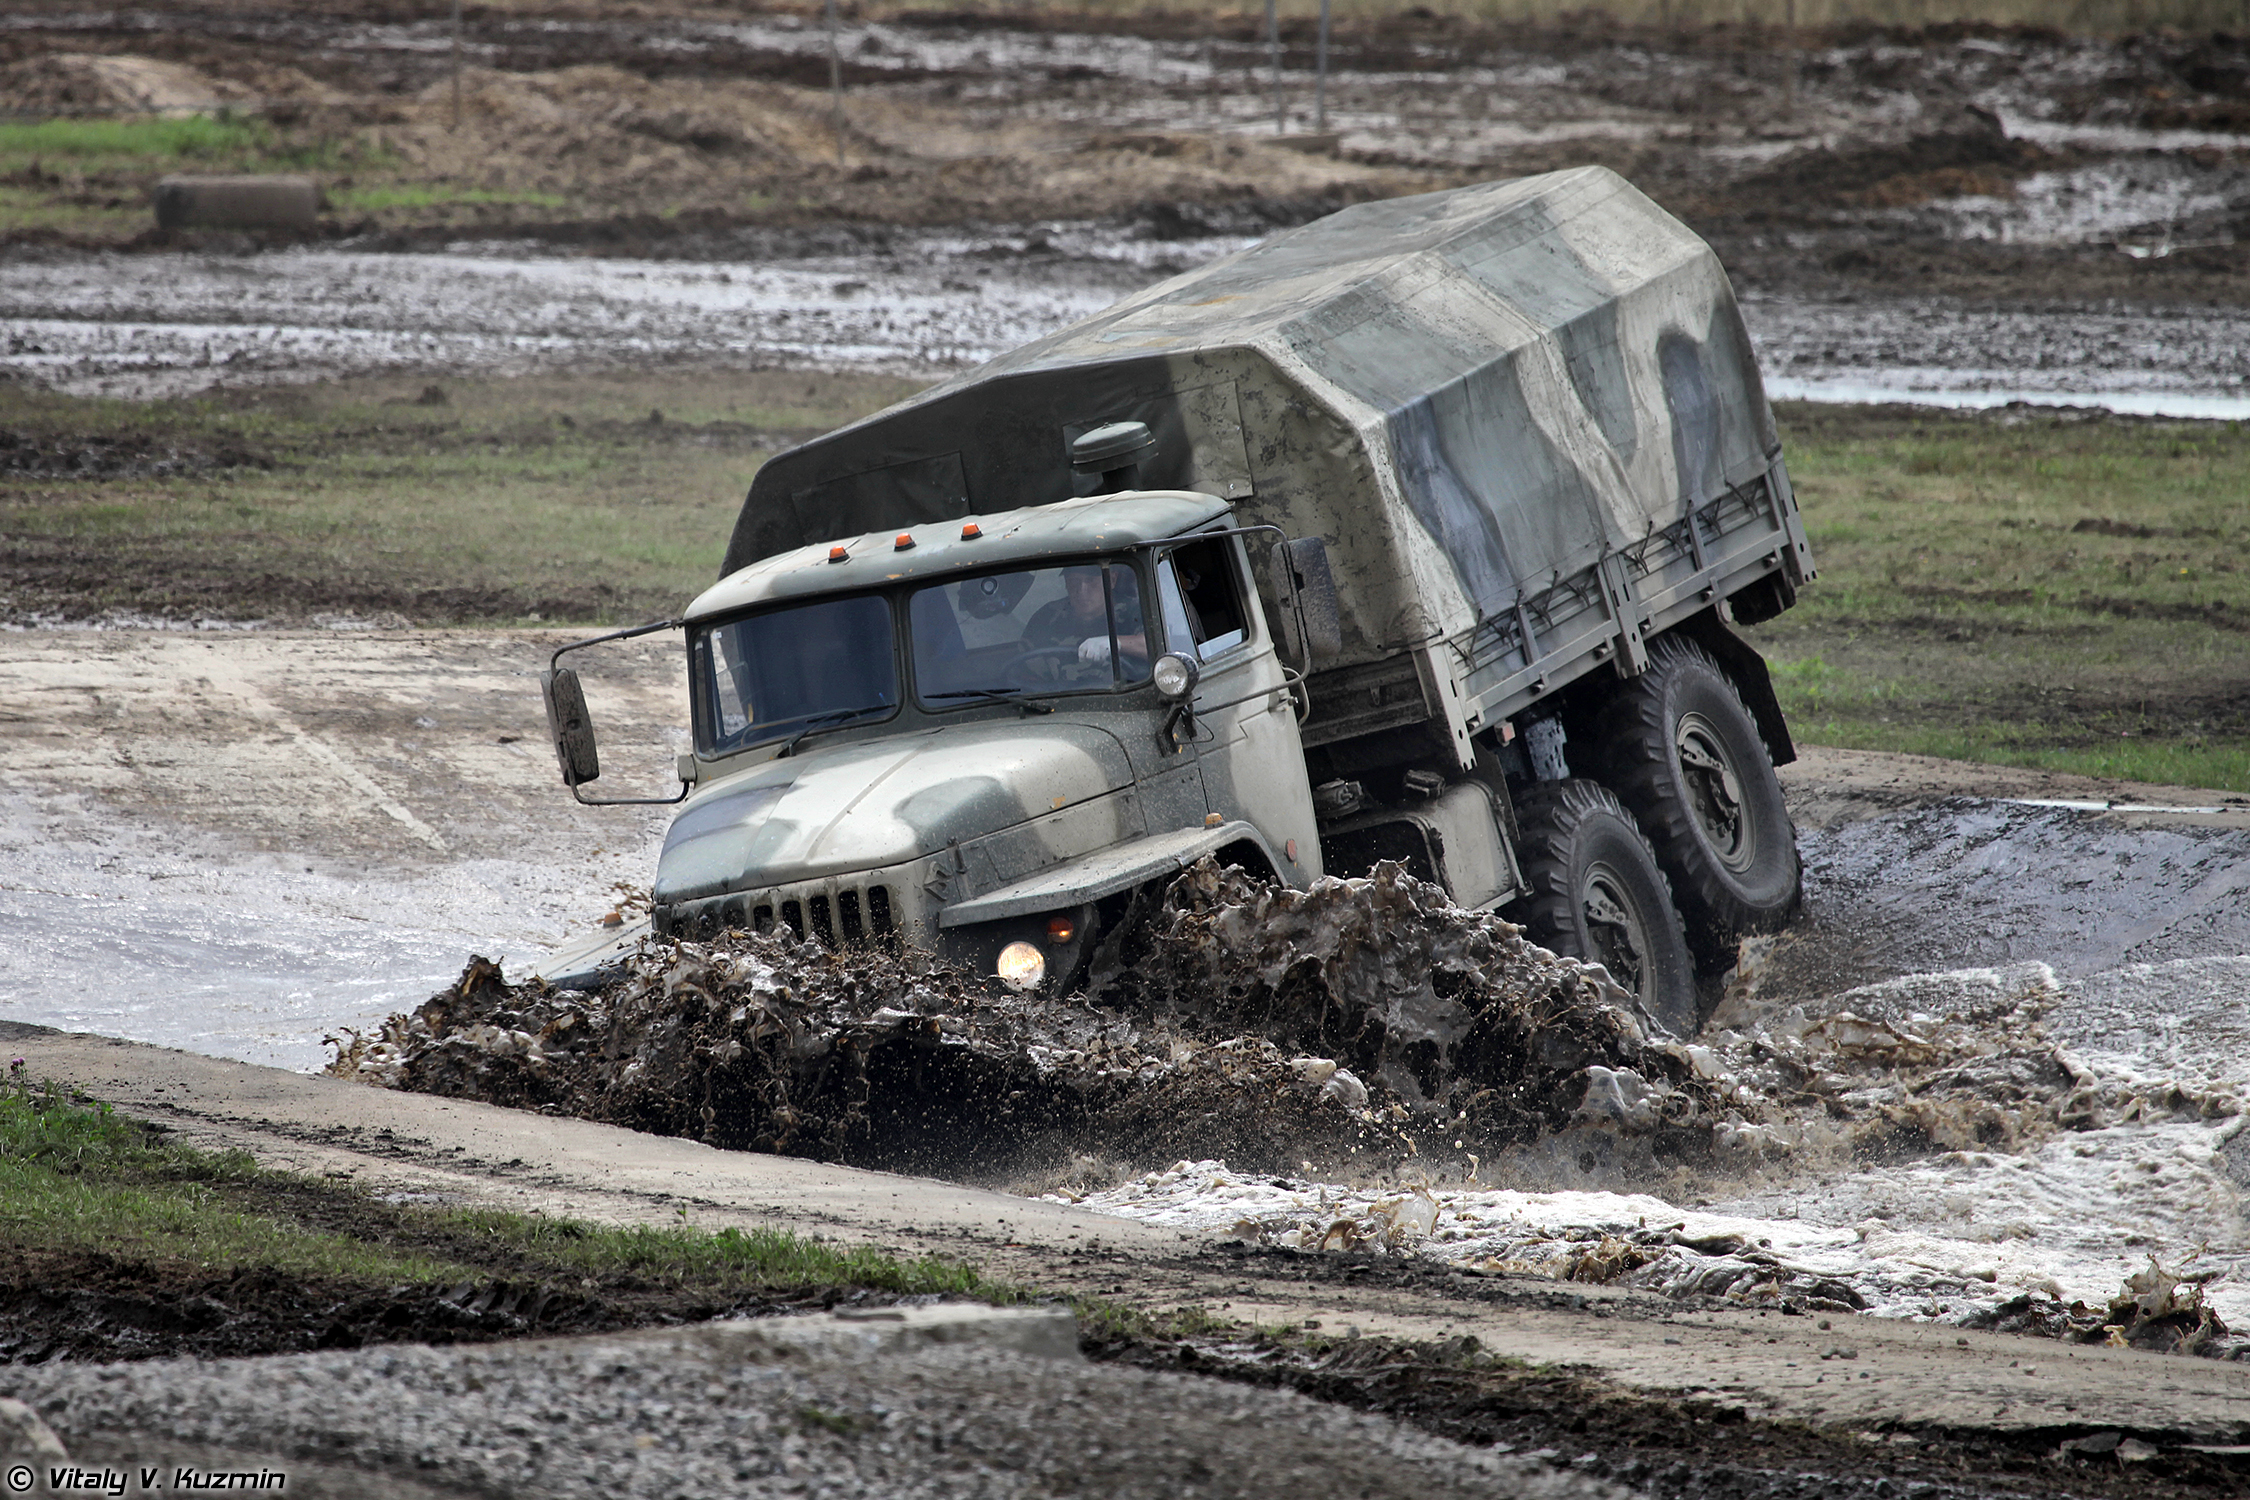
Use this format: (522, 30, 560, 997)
(726, 166, 1784, 676)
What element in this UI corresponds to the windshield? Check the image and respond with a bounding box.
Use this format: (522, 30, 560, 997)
(909, 561, 1151, 706)
(691, 593, 898, 755)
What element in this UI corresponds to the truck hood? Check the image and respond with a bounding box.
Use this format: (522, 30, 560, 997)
(652, 721, 1137, 904)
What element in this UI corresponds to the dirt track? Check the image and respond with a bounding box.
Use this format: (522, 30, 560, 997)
(7, 1, 2250, 313)
(9, 1016, 2250, 1492)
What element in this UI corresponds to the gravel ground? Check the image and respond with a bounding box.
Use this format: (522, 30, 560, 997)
(1, 1308, 1635, 1500)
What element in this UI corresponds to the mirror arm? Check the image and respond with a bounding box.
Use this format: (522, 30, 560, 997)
(550, 616, 681, 674)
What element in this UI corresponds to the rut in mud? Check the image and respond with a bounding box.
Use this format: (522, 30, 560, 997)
(328, 861, 1742, 1184)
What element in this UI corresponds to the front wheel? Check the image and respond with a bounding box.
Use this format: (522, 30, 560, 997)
(1595, 636, 1800, 972)
(1504, 778, 1699, 1036)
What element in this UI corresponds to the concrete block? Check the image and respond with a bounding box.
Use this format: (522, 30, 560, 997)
(153, 175, 319, 231)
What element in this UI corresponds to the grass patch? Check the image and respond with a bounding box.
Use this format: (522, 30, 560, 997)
(329, 184, 567, 213)
(0, 1076, 458, 1282)
(1746, 403, 2250, 791)
(0, 1074, 1016, 1310)
(0, 369, 929, 626)
(0, 114, 266, 163)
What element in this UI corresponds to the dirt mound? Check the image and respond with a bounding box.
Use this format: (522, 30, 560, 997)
(327, 862, 1736, 1182)
(0, 52, 339, 118)
(1733, 116, 2048, 214)
(0, 54, 241, 117)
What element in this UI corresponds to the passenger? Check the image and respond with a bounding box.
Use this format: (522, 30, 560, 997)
(1024, 564, 1146, 670)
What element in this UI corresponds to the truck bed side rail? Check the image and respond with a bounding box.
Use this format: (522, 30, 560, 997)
(1450, 456, 1813, 734)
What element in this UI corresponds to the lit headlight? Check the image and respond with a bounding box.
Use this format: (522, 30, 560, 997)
(1152, 652, 1199, 701)
(996, 940, 1047, 990)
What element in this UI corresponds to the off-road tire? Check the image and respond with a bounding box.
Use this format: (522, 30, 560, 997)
(1595, 636, 1800, 972)
(1503, 778, 1699, 1036)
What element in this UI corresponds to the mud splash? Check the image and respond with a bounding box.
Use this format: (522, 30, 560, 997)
(1070, 954, 2250, 1359)
(326, 862, 1739, 1182)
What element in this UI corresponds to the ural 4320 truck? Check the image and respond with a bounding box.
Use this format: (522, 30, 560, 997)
(540, 166, 1815, 1033)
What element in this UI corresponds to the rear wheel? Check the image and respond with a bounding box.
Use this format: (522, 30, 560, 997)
(1596, 636, 1800, 972)
(1504, 778, 1699, 1036)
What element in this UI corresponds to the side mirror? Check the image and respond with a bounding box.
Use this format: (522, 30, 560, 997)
(1265, 536, 1343, 670)
(541, 667, 600, 787)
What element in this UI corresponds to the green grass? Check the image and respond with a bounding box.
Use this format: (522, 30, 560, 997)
(1744, 404, 2250, 791)
(0, 1075, 456, 1280)
(0, 370, 928, 625)
(437, 1210, 1013, 1298)
(329, 184, 568, 213)
(0, 1074, 1019, 1298)
(0, 114, 267, 162)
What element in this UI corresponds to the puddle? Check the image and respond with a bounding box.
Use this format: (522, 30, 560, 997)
(1929, 158, 2246, 249)
(9, 241, 2250, 417)
(1767, 380, 2250, 422)
(0, 791, 661, 1072)
(1061, 805, 2250, 1348)
(1071, 947, 2250, 1353)
(0, 240, 1192, 400)
(1748, 297, 2250, 419)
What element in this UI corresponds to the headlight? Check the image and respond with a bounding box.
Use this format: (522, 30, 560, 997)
(1152, 652, 1199, 701)
(996, 940, 1046, 990)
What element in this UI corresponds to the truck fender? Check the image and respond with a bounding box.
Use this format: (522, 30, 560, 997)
(1673, 609, 1796, 768)
(935, 821, 1281, 929)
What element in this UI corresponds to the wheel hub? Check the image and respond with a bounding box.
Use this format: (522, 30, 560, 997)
(1580, 861, 1649, 999)
(1674, 712, 1751, 871)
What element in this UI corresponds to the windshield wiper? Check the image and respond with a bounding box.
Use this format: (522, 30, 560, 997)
(924, 688, 1054, 715)
(769, 704, 888, 757)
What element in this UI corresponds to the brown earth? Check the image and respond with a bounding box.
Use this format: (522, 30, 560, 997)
(4, 2, 2249, 307)
(10, 1022, 2250, 1500)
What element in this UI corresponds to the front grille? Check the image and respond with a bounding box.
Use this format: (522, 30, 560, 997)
(661, 883, 895, 947)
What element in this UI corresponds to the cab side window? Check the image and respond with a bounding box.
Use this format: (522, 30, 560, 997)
(1157, 538, 1248, 662)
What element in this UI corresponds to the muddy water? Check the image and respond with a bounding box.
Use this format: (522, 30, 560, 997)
(0, 237, 1202, 399)
(0, 627, 681, 1071)
(1069, 805, 2250, 1350)
(8, 235, 2249, 414)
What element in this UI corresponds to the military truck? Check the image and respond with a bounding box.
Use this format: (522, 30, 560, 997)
(541, 166, 1815, 1034)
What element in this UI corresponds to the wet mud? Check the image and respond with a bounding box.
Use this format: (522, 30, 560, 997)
(0, 1246, 830, 1368)
(326, 861, 1735, 1184)
(1099, 1310, 2250, 1500)
(7, 10, 2250, 411)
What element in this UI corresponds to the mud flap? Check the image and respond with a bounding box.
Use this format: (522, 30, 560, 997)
(1677, 608, 1795, 768)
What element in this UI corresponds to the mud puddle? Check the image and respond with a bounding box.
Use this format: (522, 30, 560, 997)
(0, 233, 1223, 400)
(1067, 802, 2250, 1356)
(10, 238, 2250, 416)
(0, 805, 659, 1071)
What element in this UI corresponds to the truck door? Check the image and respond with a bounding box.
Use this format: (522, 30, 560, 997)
(1156, 536, 1322, 886)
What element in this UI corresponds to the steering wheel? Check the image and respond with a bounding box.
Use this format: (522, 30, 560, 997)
(1004, 646, 1092, 687)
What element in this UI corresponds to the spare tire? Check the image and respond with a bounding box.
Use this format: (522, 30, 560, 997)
(1595, 636, 1800, 972)
(1504, 778, 1699, 1036)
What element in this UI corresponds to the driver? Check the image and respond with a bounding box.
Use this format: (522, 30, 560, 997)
(1024, 564, 1146, 670)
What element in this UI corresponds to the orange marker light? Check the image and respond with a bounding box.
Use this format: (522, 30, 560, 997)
(895, 533, 916, 551)
(827, 545, 848, 563)
(1045, 914, 1076, 944)
(961, 523, 982, 540)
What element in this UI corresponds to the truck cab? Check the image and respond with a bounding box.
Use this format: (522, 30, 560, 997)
(565, 487, 1325, 994)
